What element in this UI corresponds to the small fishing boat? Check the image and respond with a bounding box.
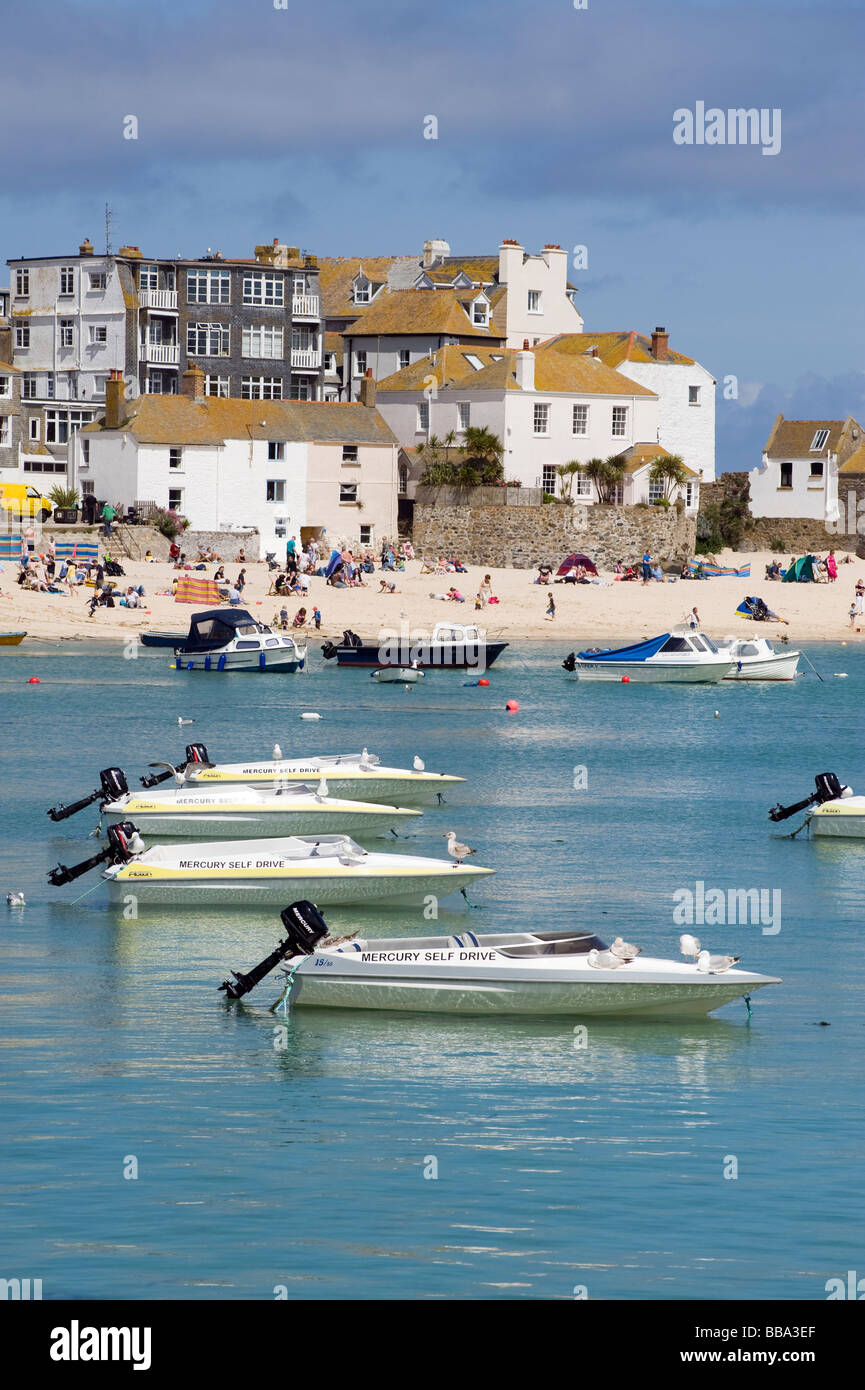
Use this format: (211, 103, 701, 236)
(100, 782, 421, 840)
(219, 902, 779, 1018)
(322, 623, 508, 669)
(769, 771, 864, 837)
(48, 828, 493, 909)
(173, 608, 306, 672)
(714, 635, 800, 681)
(371, 664, 424, 684)
(562, 628, 734, 683)
(140, 630, 186, 648)
(0, 632, 27, 646)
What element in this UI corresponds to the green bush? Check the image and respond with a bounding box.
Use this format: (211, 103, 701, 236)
(151, 507, 189, 540)
(48, 485, 80, 509)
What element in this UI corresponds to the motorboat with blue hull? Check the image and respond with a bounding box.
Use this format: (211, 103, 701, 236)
(172, 608, 306, 672)
(217, 902, 780, 1019)
(563, 628, 734, 683)
(322, 623, 508, 670)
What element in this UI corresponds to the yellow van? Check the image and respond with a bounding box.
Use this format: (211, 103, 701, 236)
(0, 483, 54, 523)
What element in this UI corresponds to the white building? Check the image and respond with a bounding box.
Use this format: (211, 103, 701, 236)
(749, 415, 864, 522)
(73, 368, 399, 554)
(375, 341, 699, 509)
(546, 330, 716, 481)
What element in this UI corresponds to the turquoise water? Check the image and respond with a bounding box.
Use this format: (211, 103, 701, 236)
(1, 638, 863, 1301)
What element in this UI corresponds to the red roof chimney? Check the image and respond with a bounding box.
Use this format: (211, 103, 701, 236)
(650, 326, 669, 362)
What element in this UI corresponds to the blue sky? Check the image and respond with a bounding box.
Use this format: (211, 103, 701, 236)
(3, 0, 863, 471)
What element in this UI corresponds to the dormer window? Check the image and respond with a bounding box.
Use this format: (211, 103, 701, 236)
(810, 429, 829, 451)
(353, 277, 371, 304)
(471, 297, 489, 326)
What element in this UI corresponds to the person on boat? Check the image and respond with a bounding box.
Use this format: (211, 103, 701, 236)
(641, 551, 652, 584)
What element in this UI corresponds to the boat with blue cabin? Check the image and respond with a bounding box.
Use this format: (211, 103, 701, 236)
(172, 608, 307, 672)
(562, 627, 734, 683)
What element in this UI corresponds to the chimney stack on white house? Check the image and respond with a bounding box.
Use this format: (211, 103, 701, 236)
(497, 238, 524, 285)
(651, 326, 670, 362)
(515, 338, 535, 391)
(104, 369, 126, 430)
(423, 239, 450, 268)
(359, 366, 377, 408)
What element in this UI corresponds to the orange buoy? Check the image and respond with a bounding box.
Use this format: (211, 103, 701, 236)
(478, 678, 490, 686)
(505, 699, 519, 711)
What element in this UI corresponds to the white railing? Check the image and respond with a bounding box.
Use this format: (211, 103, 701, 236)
(139, 341, 179, 364)
(292, 294, 320, 317)
(291, 348, 321, 369)
(138, 289, 178, 310)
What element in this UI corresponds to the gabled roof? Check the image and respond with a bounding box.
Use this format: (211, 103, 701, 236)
(839, 443, 865, 474)
(318, 256, 420, 321)
(377, 345, 656, 397)
(344, 289, 503, 340)
(614, 443, 698, 477)
(541, 331, 696, 368)
(763, 414, 863, 459)
(83, 396, 399, 447)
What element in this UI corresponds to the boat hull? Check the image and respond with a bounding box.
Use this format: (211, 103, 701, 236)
(173, 647, 306, 672)
(0, 632, 27, 646)
(186, 765, 462, 805)
(102, 802, 421, 840)
(333, 641, 508, 669)
(372, 668, 424, 683)
(570, 660, 732, 684)
(722, 654, 800, 680)
(105, 864, 491, 908)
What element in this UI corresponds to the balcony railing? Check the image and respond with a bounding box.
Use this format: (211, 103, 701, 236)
(291, 348, 322, 369)
(139, 341, 179, 365)
(292, 294, 320, 318)
(138, 289, 178, 311)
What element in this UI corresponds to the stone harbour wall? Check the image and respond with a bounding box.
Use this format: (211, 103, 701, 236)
(738, 516, 838, 555)
(412, 500, 695, 569)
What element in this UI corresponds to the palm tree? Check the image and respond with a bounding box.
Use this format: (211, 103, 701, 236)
(461, 425, 505, 484)
(648, 453, 690, 501)
(555, 460, 583, 501)
(442, 429, 457, 463)
(601, 455, 628, 504)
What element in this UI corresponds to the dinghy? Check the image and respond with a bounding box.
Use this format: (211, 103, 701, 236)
(769, 771, 865, 837)
(714, 635, 800, 680)
(563, 628, 734, 683)
(0, 631, 27, 645)
(100, 782, 422, 840)
(48, 827, 493, 909)
(220, 902, 779, 1018)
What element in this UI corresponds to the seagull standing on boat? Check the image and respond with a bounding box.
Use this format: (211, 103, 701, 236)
(413, 755, 425, 773)
(315, 776, 328, 802)
(696, 949, 739, 975)
(360, 747, 372, 771)
(444, 831, 475, 867)
(273, 743, 283, 760)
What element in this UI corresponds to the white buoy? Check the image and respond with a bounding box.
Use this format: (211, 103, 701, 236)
(301, 712, 321, 721)
(714, 710, 720, 718)
(834, 673, 849, 678)
(177, 717, 194, 726)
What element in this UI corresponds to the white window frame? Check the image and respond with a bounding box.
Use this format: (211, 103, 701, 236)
(29, 417, 40, 441)
(168, 488, 183, 511)
(59, 320, 74, 348)
(648, 477, 665, 503)
(417, 401, 429, 432)
(572, 404, 589, 436)
(59, 266, 75, 296)
(89, 272, 107, 291)
(44, 407, 94, 444)
(15, 324, 30, 349)
(612, 406, 628, 438)
(187, 322, 230, 357)
(15, 268, 29, 297)
(268, 442, 286, 462)
(359, 524, 373, 546)
(353, 279, 371, 304)
(186, 269, 231, 304)
(204, 374, 230, 397)
(533, 402, 550, 436)
(242, 272, 284, 306)
(22, 374, 37, 400)
(398, 349, 410, 370)
(93, 376, 107, 398)
(541, 463, 557, 494)
(575, 471, 592, 497)
(0, 416, 10, 446)
(527, 290, 542, 313)
(457, 402, 470, 431)
(355, 350, 367, 376)
(242, 324, 284, 360)
(241, 376, 283, 400)
(266, 479, 286, 503)
(324, 352, 337, 373)
(810, 428, 829, 451)
(688, 385, 701, 406)
(88, 325, 108, 345)
(169, 447, 182, 470)
(342, 445, 359, 464)
(139, 265, 159, 291)
(471, 299, 489, 326)
(339, 481, 358, 503)
(0, 375, 10, 399)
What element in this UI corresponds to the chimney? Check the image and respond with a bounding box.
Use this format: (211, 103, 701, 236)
(591, 346, 599, 358)
(181, 362, 206, 401)
(514, 339, 534, 391)
(423, 239, 450, 268)
(497, 238, 523, 285)
(359, 367, 376, 409)
(79, 238, 94, 257)
(650, 326, 669, 362)
(104, 369, 126, 430)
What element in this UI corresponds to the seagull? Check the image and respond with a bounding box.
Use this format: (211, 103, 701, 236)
(338, 839, 367, 866)
(413, 755, 425, 773)
(6, 892, 25, 907)
(609, 936, 641, 962)
(127, 831, 146, 855)
(147, 760, 191, 785)
(177, 717, 194, 726)
(359, 746, 372, 770)
(273, 743, 283, 760)
(680, 934, 702, 959)
(696, 949, 739, 975)
(444, 831, 475, 867)
(315, 776, 328, 802)
(587, 947, 624, 970)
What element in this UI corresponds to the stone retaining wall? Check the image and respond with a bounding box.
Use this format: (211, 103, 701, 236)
(412, 500, 694, 569)
(36, 523, 260, 562)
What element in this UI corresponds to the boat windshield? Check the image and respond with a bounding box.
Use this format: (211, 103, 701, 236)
(659, 636, 691, 653)
(495, 932, 607, 958)
(695, 633, 719, 653)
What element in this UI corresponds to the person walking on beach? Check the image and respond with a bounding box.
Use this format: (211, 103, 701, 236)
(855, 578, 865, 615)
(101, 501, 116, 538)
(849, 602, 858, 629)
(235, 568, 246, 593)
(546, 594, 556, 621)
(479, 574, 492, 606)
(641, 551, 652, 584)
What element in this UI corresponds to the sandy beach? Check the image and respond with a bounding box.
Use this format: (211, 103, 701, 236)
(2, 547, 863, 648)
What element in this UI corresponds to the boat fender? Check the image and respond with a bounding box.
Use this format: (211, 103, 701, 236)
(259, 651, 266, 669)
(478, 678, 490, 686)
(204, 656, 211, 671)
(217, 654, 226, 671)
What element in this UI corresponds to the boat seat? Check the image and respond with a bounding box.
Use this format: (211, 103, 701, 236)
(448, 931, 480, 950)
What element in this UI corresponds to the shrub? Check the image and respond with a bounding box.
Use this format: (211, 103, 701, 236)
(151, 506, 189, 540)
(48, 485, 80, 509)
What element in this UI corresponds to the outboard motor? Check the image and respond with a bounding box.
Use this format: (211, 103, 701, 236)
(769, 771, 846, 823)
(219, 901, 330, 1000)
(48, 821, 143, 887)
(47, 767, 129, 822)
(185, 743, 211, 766)
(562, 652, 576, 673)
(320, 641, 337, 660)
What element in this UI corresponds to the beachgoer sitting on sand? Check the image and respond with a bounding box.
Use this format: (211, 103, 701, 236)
(446, 586, 465, 603)
(292, 607, 307, 628)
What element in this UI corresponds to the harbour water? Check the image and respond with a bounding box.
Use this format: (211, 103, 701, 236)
(1, 639, 863, 1300)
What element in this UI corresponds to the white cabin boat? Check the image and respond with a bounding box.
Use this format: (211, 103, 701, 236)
(173, 608, 306, 672)
(714, 636, 800, 680)
(272, 923, 778, 1018)
(563, 628, 734, 683)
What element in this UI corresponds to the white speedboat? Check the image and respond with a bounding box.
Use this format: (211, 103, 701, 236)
(256, 906, 778, 1018)
(715, 635, 800, 681)
(173, 608, 307, 672)
(371, 665, 424, 684)
(49, 828, 492, 909)
(101, 782, 422, 841)
(769, 771, 862, 837)
(138, 744, 461, 805)
(563, 628, 734, 683)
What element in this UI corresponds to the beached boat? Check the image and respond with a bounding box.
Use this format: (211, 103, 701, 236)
(240, 903, 779, 1018)
(371, 665, 424, 684)
(173, 608, 306, 672)
(321, 623, 508, 669)
(100, 782, 421, 840)
(714, 635, 800, 680)
(48, 829, 493, 909)
(0, 632, 27, 646)
(769, 771, 865, 837)
(140, 630, 186, 648)
(562, 628, 734, 683)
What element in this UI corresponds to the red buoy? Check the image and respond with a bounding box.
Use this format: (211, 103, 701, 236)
(27, 676, 40, 684)
(478, 678, 490, 686)
(621, 676, 630, 683)
(505, 699, 519, 711)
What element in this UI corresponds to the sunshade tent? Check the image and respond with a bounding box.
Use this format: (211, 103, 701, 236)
(782, 555, 815, 583)
(556, 552, 598, 576)
(174, 576, 222, 604)
(736, 596, 779, 621)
